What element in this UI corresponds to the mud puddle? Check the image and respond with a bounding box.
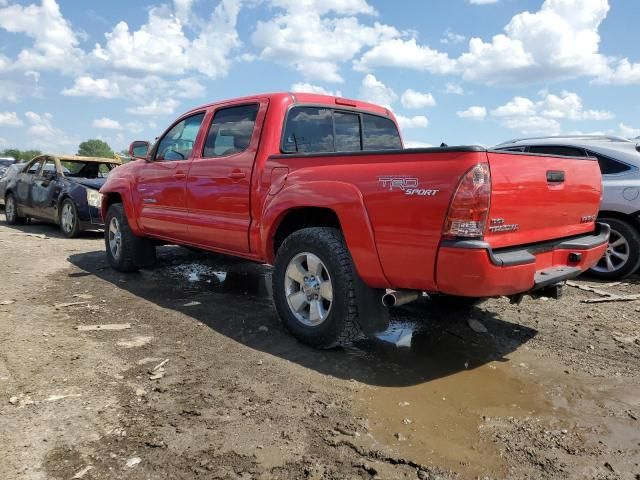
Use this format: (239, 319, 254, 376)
(344, 316, 549, 478)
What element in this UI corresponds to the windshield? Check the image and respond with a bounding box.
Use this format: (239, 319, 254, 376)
(59, 160, 117, 178)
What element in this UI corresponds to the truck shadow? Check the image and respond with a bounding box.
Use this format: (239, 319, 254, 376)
(67, 246, 538, 388)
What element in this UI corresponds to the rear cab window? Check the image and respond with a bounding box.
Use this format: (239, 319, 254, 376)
(282, 106, 401, 154)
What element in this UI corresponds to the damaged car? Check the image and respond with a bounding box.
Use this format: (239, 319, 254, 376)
(3, 154, 121, 237)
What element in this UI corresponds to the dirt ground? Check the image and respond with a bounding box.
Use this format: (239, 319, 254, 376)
(0, 216, 639, 480)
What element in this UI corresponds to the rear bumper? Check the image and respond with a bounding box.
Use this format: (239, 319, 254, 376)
(435, 223, 610, 297)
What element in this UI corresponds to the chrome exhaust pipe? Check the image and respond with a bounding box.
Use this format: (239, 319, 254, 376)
(382, 290, 420, 308)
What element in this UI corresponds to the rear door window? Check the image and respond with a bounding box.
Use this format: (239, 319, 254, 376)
(587, 152, 632, 175)
(202, 104, 259, 158)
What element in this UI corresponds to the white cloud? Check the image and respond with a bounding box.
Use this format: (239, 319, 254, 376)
(290, 82, 342, 96)
(93, 0, 241, 79)
(619, 123, 640, 139)
(440, 29, 466, 45)
(0, 0, 84, 73)
(490, 90, 613, 134)
(396, 114, 429, 129)
(0, 137, 8, 146)
(445, 83, 465, 95)
(24, 111, 76, 149)
(400, 89, 436, 109)
(126, 121, 145, 134)
(457, 106, 487, 120)
(93, 117, 122, 130)
(353, 0, 640, 87)
(469, 0, 499, 4)
(358, 74, 397, 108)
(0, 111, 23, 126)
(62, 76, 121, 98)
(253, 0, 399, 83)
(126, 98, 180, 116)
(354, 38, 456, 74)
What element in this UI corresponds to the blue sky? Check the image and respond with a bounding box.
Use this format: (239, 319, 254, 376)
(0, 0, 639, 153)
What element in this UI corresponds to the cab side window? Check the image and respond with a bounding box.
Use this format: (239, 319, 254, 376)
(155, 113, 205, 161)
(202, 104, 259, 158)
(26, 159, 44, 174)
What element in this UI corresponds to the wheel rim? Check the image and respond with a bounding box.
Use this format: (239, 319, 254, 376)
(108, 217, 122, 260)
(284, 252, 333, 326)
(5, 196, 15, 221)
(592, 228, 630, 273)
(61, 202, 75, 233)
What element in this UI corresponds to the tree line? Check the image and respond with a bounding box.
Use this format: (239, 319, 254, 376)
(1, 139, 115, 162)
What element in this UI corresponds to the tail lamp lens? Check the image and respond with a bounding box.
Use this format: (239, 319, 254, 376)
(443, 163, 491, 238)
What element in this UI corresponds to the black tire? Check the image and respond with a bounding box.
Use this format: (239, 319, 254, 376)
(588, 218, 640, 280)
(4, 193, 26, 225)
(272, 227, 363, 349)
(104, 203, 156, 272)
(59, 198, 81, 238)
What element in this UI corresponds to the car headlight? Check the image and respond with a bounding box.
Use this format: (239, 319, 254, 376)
(87, 189, 103, 208)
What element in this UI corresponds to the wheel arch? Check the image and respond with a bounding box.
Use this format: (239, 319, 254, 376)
(261, 181, 390, 288)
(598, 210, 640, 232)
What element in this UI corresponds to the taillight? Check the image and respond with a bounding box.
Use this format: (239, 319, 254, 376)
(443, 163, 491, 239)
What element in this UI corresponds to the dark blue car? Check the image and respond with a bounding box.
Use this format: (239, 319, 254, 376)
(3, 154, 121, 237)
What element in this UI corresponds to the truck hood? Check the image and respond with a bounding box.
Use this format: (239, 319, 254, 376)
(69, 177, 107, 190)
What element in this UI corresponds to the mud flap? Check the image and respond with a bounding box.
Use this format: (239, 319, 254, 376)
(354, 275, 389, 336)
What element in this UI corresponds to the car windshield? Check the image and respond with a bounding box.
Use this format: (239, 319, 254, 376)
(59, 160, 117, 178)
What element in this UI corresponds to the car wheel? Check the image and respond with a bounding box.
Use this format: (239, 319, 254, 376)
(4, 193, 26, 225)
(273, 227, 362, 349)
(59, 198, 81, 238)
(588, 218, 640, 280)
(104, 203, 156, 272)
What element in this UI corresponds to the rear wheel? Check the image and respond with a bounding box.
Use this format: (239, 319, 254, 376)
(273, 227, 362, 349)
(59, 198, 81, 238)
(4, 193, 26, 225)
(588, 218, 640, 280)
(104, 203, 156, 272)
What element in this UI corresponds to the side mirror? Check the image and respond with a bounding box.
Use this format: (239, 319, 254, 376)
(129, 141, 150, 161)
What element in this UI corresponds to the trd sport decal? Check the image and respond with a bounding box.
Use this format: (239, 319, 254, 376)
(378, 176, 440, 197)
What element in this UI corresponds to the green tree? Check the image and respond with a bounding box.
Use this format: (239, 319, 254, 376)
(77, 139, 114, 158)
(0, 148, 42, 162)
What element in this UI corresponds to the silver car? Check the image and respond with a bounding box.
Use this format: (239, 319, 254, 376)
(494, 136, 640, 279)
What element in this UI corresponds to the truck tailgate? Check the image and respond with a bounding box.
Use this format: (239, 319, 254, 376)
(485, 151, 602, 249)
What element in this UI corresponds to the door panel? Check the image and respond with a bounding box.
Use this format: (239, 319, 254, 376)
(135, 112, 206, 240)
(186, 101, 267, 252)
(30, 158, 60, 221)
(15, 158, 43, 214)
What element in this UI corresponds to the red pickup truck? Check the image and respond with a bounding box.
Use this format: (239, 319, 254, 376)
(101, 92, 609, 348)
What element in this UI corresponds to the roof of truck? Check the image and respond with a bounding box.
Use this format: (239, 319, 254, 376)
(181, 92, 392, 118)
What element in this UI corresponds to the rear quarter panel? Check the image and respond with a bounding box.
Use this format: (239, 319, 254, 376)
(263, 150, 486, 291)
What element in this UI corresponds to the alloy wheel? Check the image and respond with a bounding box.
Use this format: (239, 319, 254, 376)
(5, 195, 15, 222)
(592, 228, 630, 273)
(284, 252, 333, 326)
(61, 202, 75, 233)
(108, 217, 122, 261)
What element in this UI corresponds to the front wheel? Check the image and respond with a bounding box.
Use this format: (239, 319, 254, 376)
(104, 203, 156, 272)
(4, 193, 26, 225)
(59, 199, 81, 238)
(272, 227, 362, 349)
(588, 218, 640, 280)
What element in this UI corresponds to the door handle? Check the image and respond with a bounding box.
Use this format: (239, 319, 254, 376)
(174, 172, 187, 179)
(546, 170, 565, 183)
(228, 170, 246, 180)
